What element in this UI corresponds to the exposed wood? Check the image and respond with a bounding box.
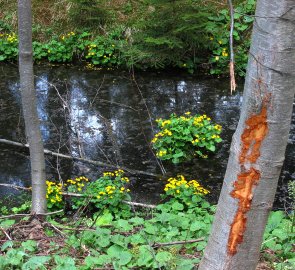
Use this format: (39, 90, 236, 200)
(227, 0, 237, 94)
(199, 0, 295, 269)
(0, 138, 160, 177)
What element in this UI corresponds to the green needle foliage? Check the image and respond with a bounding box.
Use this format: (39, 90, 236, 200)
(0, 0, 257, 75)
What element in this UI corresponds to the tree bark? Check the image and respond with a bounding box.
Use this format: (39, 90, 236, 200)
(199, 1, 295, 269)
(18, 0, 47, 214)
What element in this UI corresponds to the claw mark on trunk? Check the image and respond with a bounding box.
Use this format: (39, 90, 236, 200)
(228, 107, 268, 255)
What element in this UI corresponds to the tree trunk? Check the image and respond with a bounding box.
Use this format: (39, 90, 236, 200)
(199, 1, 295, 269)
(18, 0, 47, 214)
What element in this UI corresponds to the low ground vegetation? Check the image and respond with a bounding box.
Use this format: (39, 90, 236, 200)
(0, 171, 294, 269)
(0, 0, 256, 75)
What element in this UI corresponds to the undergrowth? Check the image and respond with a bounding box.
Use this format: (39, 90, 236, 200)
(0, 0, 256, 75)
(0, 175, 293, 270)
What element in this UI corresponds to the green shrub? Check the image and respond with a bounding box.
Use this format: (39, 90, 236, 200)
(0, 32, 18, 61)
(152, 112, 222, 163)
(206, 0, 255, 76)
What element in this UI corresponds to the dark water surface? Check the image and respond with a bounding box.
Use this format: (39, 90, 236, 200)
(0, 64, 294, 208)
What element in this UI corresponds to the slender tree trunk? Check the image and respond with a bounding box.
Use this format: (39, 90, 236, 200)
(18, 0, 47, 214)
(199, 1, 295, 269)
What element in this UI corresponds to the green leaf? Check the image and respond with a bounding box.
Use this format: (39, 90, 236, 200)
(115, 219, 133, 231)
(144, 223, 157, 235)
(155, 251, 172, 265)
(207, 144, 216, 151)
(1, 240, 13, 251)
(53, 255, 76, 270)
(22, 256, 50, 270)
(84, 255, 111, 267)
(176, 258, 196, 270)
(95, 210, 113, 226)
(129, 217, 144, 225)
(190, 221, 202, 231)
(107, 244, 124, 258)
(137, 246, 153, 267)
(117, 251, 132, 265)
(0, 219, 15, 228)
(22, 240, 37, 252)
(172, 201, 184, 211)
(127, 233, 146, 244)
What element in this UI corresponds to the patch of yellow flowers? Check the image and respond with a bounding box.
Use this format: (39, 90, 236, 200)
(66, 176, 89, 192)
(0, 33, 17, 43)
(46, 180, 63, 204)
(61, 32, 75, 40)
(164, 175, 210, 196)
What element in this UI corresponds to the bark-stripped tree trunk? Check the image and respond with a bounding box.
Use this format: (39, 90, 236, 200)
(199, 1, 295, 269)
(18, 0, 47, 214)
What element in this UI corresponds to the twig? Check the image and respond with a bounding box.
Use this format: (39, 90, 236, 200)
(0, 185, 157, 209)
(131, 74, 166, 175)
(0, 183, 31, 191)
(0, 138, 160, 177)
(0, 210, 63, 219)
(43, 222, 66, 237)
(89, 75, 105, 108)
(228, 0, 237, 94)
(0, 227, 12, 240)
(152, 237, 205, 248)
(122, 200, 156, 209)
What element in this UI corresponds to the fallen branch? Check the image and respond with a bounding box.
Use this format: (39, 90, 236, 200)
(0, 210, 63, 219)
(0, 183, 31, 191)
(152, 237, 205, 248)
(122, 200, 156, 209)
(0, 184, 158, 209)
(0, 138, 160, 177)
(0, 227, 12, 240)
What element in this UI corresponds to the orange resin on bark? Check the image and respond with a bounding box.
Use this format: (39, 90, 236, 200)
(227, 107, 268, 255)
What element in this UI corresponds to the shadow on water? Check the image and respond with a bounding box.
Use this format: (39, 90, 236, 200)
(0, 64, 294, 209)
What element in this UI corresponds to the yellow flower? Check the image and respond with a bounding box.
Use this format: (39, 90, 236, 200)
(215, 56, 219, 61)
(218, 40, 222, 44)
(209, 36, 214, 40)
(222, 51, 228, 57)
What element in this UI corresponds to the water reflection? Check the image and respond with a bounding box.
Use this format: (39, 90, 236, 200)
(0, 64, 294, 208)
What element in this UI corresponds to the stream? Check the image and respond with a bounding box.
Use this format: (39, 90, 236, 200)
(0, 64, 294, 209)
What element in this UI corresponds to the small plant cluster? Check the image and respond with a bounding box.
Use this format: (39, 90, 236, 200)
(46, 171, 131, 216)
(152, 112, 222, 163)
(72, 170, 131, 217)
(46, 180, 63, 210)
(207, 0, 255, 76)
(163, 175, 210, 206)
(262, 211, 295, 269)
(0, 30, 125, 67)
(0, 32, 18, 61)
